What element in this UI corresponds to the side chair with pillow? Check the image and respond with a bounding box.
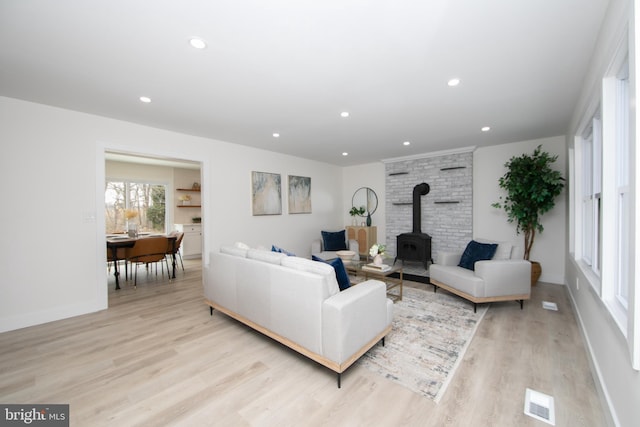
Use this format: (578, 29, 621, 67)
(311, 229, 359, 261)
(429, 238, 531, 312)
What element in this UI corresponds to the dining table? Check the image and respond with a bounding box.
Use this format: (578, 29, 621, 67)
(106, 233, 178, 290)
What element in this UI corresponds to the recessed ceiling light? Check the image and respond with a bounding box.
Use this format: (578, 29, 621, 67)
(340, 112, 350, 118)
(189, 38, 207, 49)
(403, 141, 411, 146)
(342, 152, 349, 156)
(272, 133, 280, 138)
(481, 126, 491, 132)
(447, 78, 461, 87)
(139, 96, 151, 103)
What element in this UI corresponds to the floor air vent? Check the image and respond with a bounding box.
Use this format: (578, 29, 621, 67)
(524, 388, 555, 425)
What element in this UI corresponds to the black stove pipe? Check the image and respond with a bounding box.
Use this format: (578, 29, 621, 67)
(412, 182, 430, 233)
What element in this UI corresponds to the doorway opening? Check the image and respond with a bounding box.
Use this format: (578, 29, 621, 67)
(102, 150, 205, 303)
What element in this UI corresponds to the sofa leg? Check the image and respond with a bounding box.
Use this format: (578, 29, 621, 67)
(337, 372, 341, 388)
(210, 306, 213, 316)
(519, 300, 524, 310)
(382, 337, 385, 347)
(473, 303, 477, 313)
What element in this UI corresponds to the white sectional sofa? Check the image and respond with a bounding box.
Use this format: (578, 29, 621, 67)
(204, 246, 393, 386)
(429, 240, 531, 312)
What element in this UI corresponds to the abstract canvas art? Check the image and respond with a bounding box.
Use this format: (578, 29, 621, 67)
(288, 175, 311, 214)
(252, 171, 282, 215)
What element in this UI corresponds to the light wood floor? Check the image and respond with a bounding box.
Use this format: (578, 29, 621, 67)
(0, 259, 607, 426)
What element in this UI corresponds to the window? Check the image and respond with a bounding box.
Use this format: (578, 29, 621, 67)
(580, 113, 602, 282)
(105, 180, 167, 234)
(575, 46, 630, 334)
(608, 57, 630, 315)
(593, 51, 630, 333)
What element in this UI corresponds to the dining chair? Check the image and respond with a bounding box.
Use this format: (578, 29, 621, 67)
(126, 236, 170, 287)
(166, 231, 185, 272)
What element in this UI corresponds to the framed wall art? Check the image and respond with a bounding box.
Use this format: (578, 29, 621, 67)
(288, 175, 311, 214)
(251, 171, 282, 215)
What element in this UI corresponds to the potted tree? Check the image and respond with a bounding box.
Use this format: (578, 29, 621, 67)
(492, 145, 565, 285)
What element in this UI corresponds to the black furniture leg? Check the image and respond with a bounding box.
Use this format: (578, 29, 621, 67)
(171, 241, 177, 279)
(337, 372, 341, 388)
(519, 299, 524, 310)
(210, 306, 213, 316)
(382, 337, 385, 347)
(111, 246, 121, 290)
(473, 303, 477, 313)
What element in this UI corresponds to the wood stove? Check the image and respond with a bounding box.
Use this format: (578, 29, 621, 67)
(395, 182, 432, 269)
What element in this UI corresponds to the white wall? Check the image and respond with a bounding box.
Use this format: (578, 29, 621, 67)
(474, 136, 567, 284)
(0, 96, 343, 332)
(563, 1, 639, 426)
(342, 162, 386, 246)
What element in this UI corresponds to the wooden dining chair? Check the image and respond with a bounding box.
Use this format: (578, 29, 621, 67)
(126, 237, 170, 287)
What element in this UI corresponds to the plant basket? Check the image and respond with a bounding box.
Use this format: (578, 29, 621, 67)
(530, 261, 542, 286)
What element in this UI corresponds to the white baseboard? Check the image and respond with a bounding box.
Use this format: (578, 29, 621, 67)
(565, 286, 619, 427)
(0, 300, 106, 333)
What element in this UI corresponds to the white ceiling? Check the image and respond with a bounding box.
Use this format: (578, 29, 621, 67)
(0, 0, 610, 166)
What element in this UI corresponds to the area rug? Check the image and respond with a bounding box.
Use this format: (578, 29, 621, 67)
(357, 286, 487, 402)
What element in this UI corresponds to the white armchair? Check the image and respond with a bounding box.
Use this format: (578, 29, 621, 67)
(429, 239, 531, 312)
(311, 231, 360, 261)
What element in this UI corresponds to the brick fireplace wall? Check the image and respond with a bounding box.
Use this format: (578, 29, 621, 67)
(384, 150, 473, 266)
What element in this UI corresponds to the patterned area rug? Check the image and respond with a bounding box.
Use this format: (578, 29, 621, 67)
(357, 285, 487, 402)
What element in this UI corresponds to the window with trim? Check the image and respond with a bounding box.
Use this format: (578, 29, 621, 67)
(105, 181, 167, 234)
(576, 47, 631, 334)
(606, 55, 630, 319)
(580, 112, 602, 284)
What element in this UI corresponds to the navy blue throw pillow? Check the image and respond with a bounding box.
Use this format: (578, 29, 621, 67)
(312, 255, 351, 291)
(458, 240, 498, 271)
(271, 245, 295, 256)
(321, 230, 348, 251)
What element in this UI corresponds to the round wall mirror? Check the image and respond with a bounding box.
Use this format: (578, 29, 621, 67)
(352, 187, 378, 216)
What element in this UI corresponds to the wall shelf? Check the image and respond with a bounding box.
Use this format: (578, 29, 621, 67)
(177, 187, 201, 207)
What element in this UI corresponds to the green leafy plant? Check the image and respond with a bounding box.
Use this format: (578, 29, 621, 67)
(349, 206, 366, 217)
(492, 145, 565, 260)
